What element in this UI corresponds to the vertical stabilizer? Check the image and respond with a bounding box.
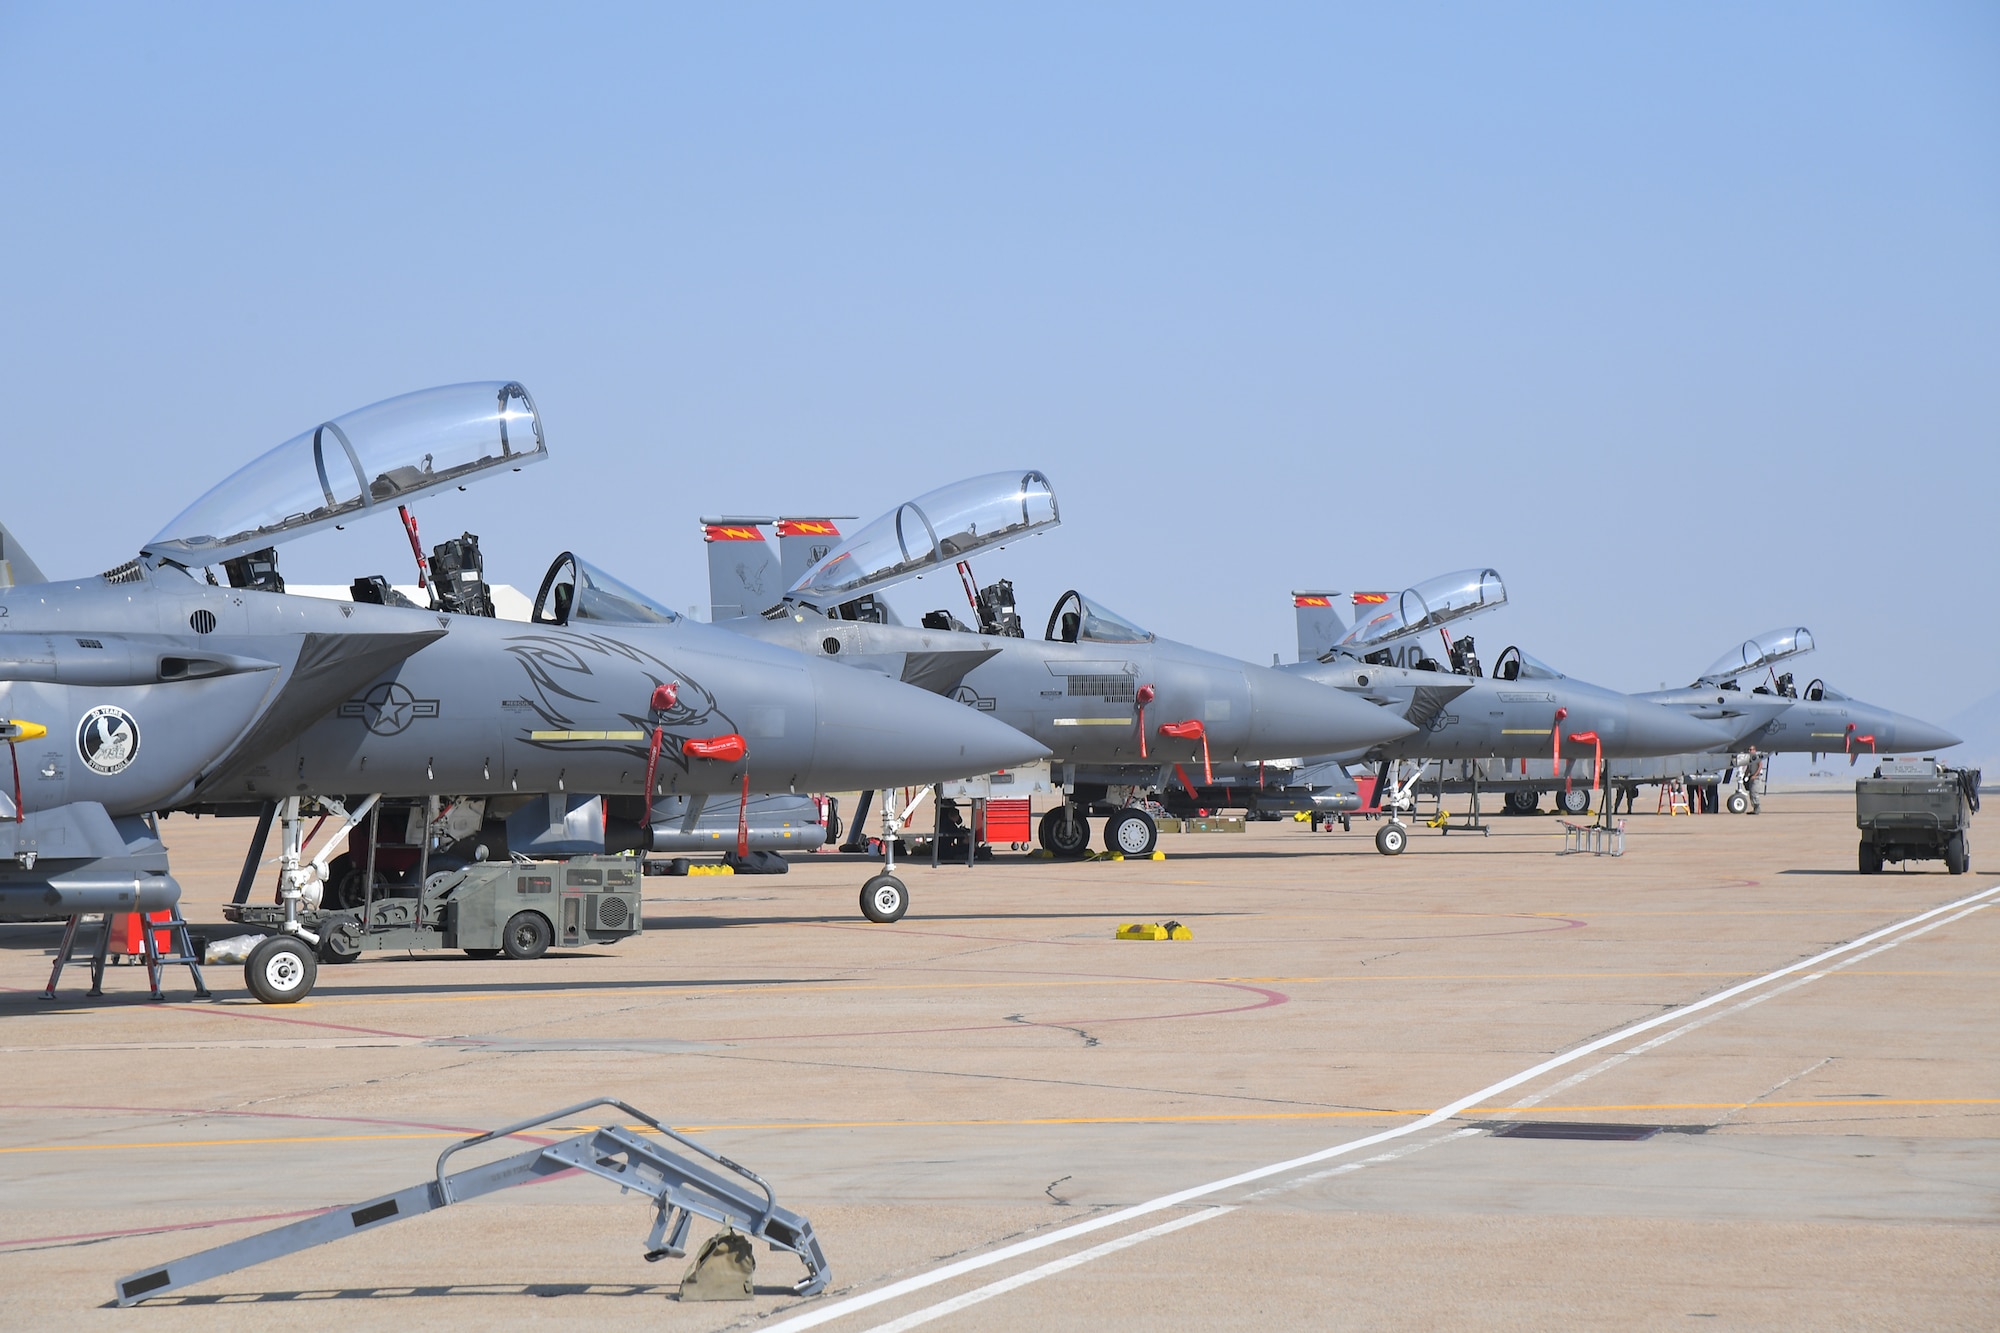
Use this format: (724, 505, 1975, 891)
(775, 518, 847, 590)
(701, 519, 778, 621)
(0, 520, 47, 589)
(1292, 591, 1347, 661)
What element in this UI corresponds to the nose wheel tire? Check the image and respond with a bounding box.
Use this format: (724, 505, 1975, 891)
(501, 911, 553, 960)
(244, 936, 317, 1004)
(860, 874, 909, 923)
(1374, 823, 1408, 856)
(1726, 791, 1750, 814)
(1038, 806, 1092, 858)
(1105, 809, 1158, 856)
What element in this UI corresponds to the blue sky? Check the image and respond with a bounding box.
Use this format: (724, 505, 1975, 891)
(3, 3, 1995, 723)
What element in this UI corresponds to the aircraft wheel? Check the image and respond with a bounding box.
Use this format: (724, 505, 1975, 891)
(1726, 791, 1750, 815)
(1505, 791, 1539, 815)
(1339, 813, 1351, 832)
(463, 948, 503, 959)
(1858, 841, 1882, 875)
(501, 911, 553, 960)
(244, 936, 317, 1004)
(1105, 809, 1158, 856)
(1558, 788, 1590, 816)
(860, 874, 908, 923)
(1945, 834, 1969, 876)
(1375, 823, 1408, 856)
(1038, 806, 1092, 858)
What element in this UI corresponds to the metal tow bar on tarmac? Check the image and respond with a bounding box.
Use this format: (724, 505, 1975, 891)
(112, 1097, 829, 1306)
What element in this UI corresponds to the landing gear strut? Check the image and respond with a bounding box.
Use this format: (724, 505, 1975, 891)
(1038, 804, 1091, 858)
(859, 789, 909, 922)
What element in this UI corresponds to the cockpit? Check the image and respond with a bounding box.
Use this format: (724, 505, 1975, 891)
(142, 381, 546, 571)
(1323, 568, 1507, 674)
(532, 553, 680, 627)
(1044, 591, 1156, 644)
(1490, 646, 1564, 682)
(1693, 627, 1815, 692)
(785, 470, 1058, 620)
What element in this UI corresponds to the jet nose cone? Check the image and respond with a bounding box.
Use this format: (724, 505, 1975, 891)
(1883, 712, 1961, 755)
(1246, 667, 1418, 754)
(807, 660, 1049, 790)
(1618, 700, 1735, 756)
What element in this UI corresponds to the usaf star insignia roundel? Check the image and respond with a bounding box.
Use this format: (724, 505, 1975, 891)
(76, 704, 141, 776)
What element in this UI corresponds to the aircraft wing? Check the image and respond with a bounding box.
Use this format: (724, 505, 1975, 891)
(186, 629, 447, 803)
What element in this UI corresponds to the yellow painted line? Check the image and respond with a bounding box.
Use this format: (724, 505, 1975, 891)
(12, 1100, 1997, 1155)
(528, 729, 646, 742)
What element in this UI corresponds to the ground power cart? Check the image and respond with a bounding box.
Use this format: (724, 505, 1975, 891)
(1855, 761, 1980, 875)
(224, 855, 643, 1001)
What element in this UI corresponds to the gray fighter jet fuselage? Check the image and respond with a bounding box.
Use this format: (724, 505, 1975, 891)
(0, 385, 1047, 925)
(696, 475, 1418, 856)
(1635, 628, 1961, 763)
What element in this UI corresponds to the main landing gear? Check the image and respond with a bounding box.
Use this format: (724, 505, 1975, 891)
(1104, 807, 1158, 856)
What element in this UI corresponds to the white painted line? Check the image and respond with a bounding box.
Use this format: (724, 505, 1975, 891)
(862, 1207, 1233, 1333)
(1507, 897, 1997, 1110)
(1240, 1126, 1484, 1202)
(765, 881, 1999, 1333)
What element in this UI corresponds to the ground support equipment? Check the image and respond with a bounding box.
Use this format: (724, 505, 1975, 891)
(113, 1097, 829, 1307)
(42, 906, 209, 1001)
(1559, 819, 1625, 857)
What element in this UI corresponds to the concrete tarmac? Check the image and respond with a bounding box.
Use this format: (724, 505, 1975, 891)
(0, 795, 1993, 1329)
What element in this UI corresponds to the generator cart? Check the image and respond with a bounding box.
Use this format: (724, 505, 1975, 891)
(1856, 761, 1980, 875)
(223, 854, 643, 1001)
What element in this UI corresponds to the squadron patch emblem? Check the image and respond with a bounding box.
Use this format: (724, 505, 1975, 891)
(76, 705, 141, 776)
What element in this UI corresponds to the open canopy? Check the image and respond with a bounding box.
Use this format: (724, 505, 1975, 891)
(533, 553, 680, 626)
(785, 470, 1058, 607)
(144, 381, 547, 567)
(1331, 568, 1506, 657)
(1697, 627, 1815, 685)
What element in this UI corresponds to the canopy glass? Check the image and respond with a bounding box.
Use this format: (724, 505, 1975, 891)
(1331, 568, 1506, 656)
(144, 381, 546, 566)
(1044, 590, 1155, 644)
(786, 470, 1058, 606)
(1492, 646, 1565, 682)
(1697, 627, 1815, 684)
(533, 553, 680, 626)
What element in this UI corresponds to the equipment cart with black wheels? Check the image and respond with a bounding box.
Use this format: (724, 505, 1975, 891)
(224, 855, 644, 1000)
(1855, 761, 1980, 875)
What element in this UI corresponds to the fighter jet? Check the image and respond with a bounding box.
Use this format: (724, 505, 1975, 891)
(1606, 628, 1963, 812)
(1638, 627, 1961, 763)
(0, 383, 1048, 997)
(689, 473, 1419, 870)
(1170, 572, 1734, 851)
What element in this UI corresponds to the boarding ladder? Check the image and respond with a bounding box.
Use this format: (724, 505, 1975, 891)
(113, 1097, 828, 1306)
